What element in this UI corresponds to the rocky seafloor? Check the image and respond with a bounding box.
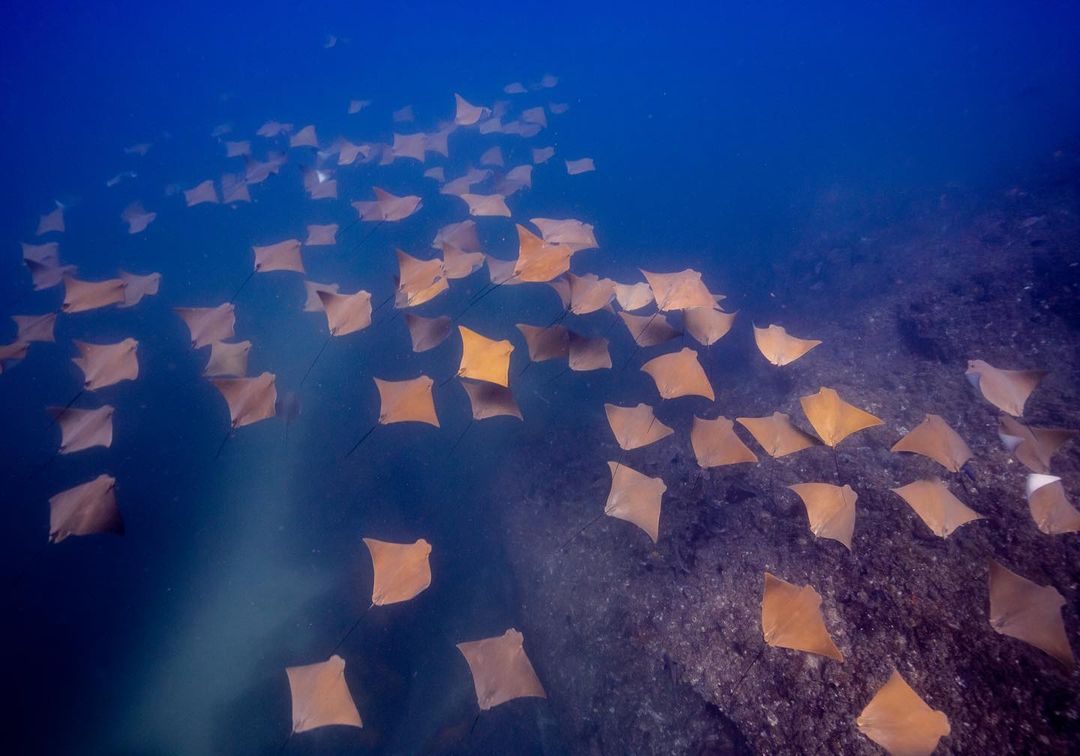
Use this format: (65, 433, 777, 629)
(490, 156, 1080, 754)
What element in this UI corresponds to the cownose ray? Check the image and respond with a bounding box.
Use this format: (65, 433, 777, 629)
(641, 268, 717, 311)
(890, 414, 972, 473)
(424, 126, 454, 159)
(457, 629, 546, 712)
(211, 372, 277, 429)
(549, 102, 570, 114)
(285, 655, 363, 736)
(390, 132, 426, 162)
(433, 219, 482, 254)
(73, 338, 139, 391)
(255, 120, 293, 137)
(441, 243, 486, 280)
(220, 172, 251, 203)
(300, 289, 373, 385)
(613, 281, 654, 312)
(347, 376, 440, 456)
(988, 560, 1075, 667)
(485, 255, 524, 286)
(288, 124, 318, 149)
(455, 93, 489, 125)
(966, 359, 1047, 417)
(761, 572, 844, 661)
(224, 140, 250, 157)
(175, 303, 235, 348)
(787, 483, 857, 550)
(530, 218, 598, 252)
(479, 146, 504, 166)
(496, 164, 532, 196)
(22, 241, 76, 290)
(1025, 474, 1080, 535)
(605, 403, 673, 451)
(253, 239, 305, 273)
(441, 168, 492, 197)
(364, 537, 433, 605)
(302, 281, 340, 312)
(504, 81, 527, 94)
(305, 224, 339, 247)
(119, 271, 161, 308)
(619, 311, 680, 347)
(456, 326, 513, 387)
(521, 106, 547, 127)
(0, 342, 30, 373)
(301, 169, 336, 202)
(641, 347, 714, 400)
(462, 380, 522, 421)
(753, 324, 821, 366)
(405, 313, 452, 353)
(46, 404, 114, 454)
(566, 158, 595, 175)
(62, 275, 126, 314)
(602, 461, 667, 542)
(424, 166, 446, 182)
(546, 278, 571, 310)
(459, 193, 511, 218)
(37, 206, 65, 235)
(998, 416, 1075, 474)
(48, 474, 123, 543)
(396, 250, 448, 308)
(567, 273, 615, 315)
(120, 201, 156, 234)
(568, 331, 611, 372)
(856, 669, 951, 756)
(517, 323, 569, 363)
(799, 387, 883, 448)
(532, 146, 555, 164)
(690, 416, 758, 468)
(352, 187, 422, 222)
(184, 179, 219, 207)
(348, 99, 371, 114)
(13, 313, 56, 343)
(203, 340, 251, 378)
(338, 141, 374, 165)
(684, 307, 736, 346)
(890, 478, 984, 538)
(512, 224, 574, 284)
(736, 412, 820, 458)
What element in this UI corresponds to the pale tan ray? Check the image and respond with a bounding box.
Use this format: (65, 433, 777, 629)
(120, 201, 157, 234)
(47, 405, 114, 454)
(175, 303, 235, 348)
(856, 669, 951, 755)
(302, 281, 339, 312)
(375, 376, 439, 426)
(48, 474, 122, 543)
(532, 146, 555, 164)
(513, 224, 573, 283)
(605, 461, 667, 542)
(890, 478, 983, 538)
(989, 560, 1074, 667)
(352, 187, 422, 222)
(753, 324, 821, 366)
(424, 166, 445, 182)
(800, 387, 883, 447)
(118, 271, 161, 308)
(286, 655, 363, 734)
(255, 120, 292, 137)
(480, 146, 504, 166)
(13, 313, 56, 343)
(62, 276, 126, 314)
(684, 307, 736, 346)
(568, 332, 611, 371)
(363, 537, 433, 605)
(318, 289, 372, 336)
(998, 416, 1076, 474)
(462, 380, 523, 421)
(641, 269, 716, 311)
(460, 193, 511, 218)
(613, 282, 654, 312)
(455, 94, 488, 126)
(486, 256, 523, 286)
(549, 102, 569, 114)
(396, 250, 448, 308)
(440, 168, 492, 197)
(619, 311, 680, 347)
(891, 414, 972, 473)
(433, 220, 482, 253)
(761, 572, 843, 661)
(547, 278, 571, 309)
(405, 314, 451, 353)
(253, 239, 305, 273)
(566, 158, 595, 175)
(516, 323, 569, 362)
(289, 124, 318, 148)
(203, 340, 251, 378)
(73, 339, 139, 390)
(26, 257, 77, 290)
(530, 218, 598, 252)
(497, 164, 532, 195)
(0, 341, 29, 372)
(304, 170, 337, 200)
(425, 127, 454, 159)
(458, 326, 513, 387)
(305, 224, 338, 247)
(966, 359, 1047, 417)
(690, 416, 758, 468)
(338, 141, 373, 165)
(567, 273, 615, 315)
(37, 206, 65, 235)
(605, 403, 673, 451)
(210, 372, 277, 428)
(390, 132, 426, 162)
(1026, 474, 1080, 535)
(348, 99, 371, 114)
(521, 106, 547, 127)
(504, 82, 527, 94)
(225, 140, 250, 157)
(457, 629, 546, 711)
(737, 412, 819, 457)
(441, 243, 486, 280)
(641, 348, 714, 400)
(184, 180, 219, 206)
(220, 172, 251, 203)
(788, 483, 857, 550)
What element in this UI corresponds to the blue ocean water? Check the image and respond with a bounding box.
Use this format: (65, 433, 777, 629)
(3, 2, 1079, 753)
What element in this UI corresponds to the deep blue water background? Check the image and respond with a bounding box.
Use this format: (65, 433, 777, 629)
(2, 1, 1079, 753)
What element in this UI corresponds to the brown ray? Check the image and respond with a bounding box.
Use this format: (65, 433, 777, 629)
(289, 124, 318, 149)
(48, 474, 122, 543)
(396, 250, 448, 308)
(253, 239, 305, 274)
(47, 405, 114, 454)
(641, 347, 714, 400)
(184, 180, 219, 206)
(13, 313, 56, 343)
(485, 256, 523, 286)
(363, 537, 433, 605)
(856, 670, 951, 755)
(566, 158, 595, 175)
(175, 304, 235, 348)
(890, 414, 972, 473)
(457, 629, 546, 711)
(513, 225, 573, 283)
(989, 560, 1074, 667)
(641, 269, 716, 311)
(736, 412, 819, 457)
(605, 403, 673, 451)
(318, 289, 373, 336)
(753, 324, 821, 366)
(547, 278, 571, 309)
(998, 416, 1076, 474)
(761, 572, 843, 661)
(800, 387, 883, 447)
(690, 416, 758, 468)
(433, 220, 482, 253)
(567, 273, 615, 314)
(613, 281, 654, 312)
(441, 243, 486, 280)
(1026, 474, 1080, 535)
(305, 223, 338, 247)
(210, 372, 277, 428)
(530, 218, 598, 252)
(462, 381, 523, 421)
(352, 187, 422, 222)
(568, 332, 611, 371)
(405, 314, 451, 353)
(0, 341, 30, 372)
(120, 201, 157, 234)
(890, 479, 984, 538)
(62, 275, 126, 314)
(303, 281, 340, 312)
(457, 326, 513, 387)
(966, 359, 1047, 417)
(684, 307, 736, 346)
(73, 339, 139, 390)
(286, 655, 363, 734)
(788, 483, 856, 550)
(605, 461, 667, 542)
(455, 93, 488, 126)
(203, 340, 251, 378)
(37, 206, 65, 235)
(516, 323, 569, 362)
(619, 311, 680, 347)
(460, 193, 511, 218)
(375, 376, 439, 426)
